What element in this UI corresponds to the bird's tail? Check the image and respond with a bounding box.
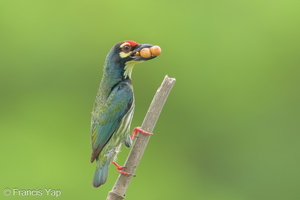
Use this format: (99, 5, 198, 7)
(93, 161, 109, 187)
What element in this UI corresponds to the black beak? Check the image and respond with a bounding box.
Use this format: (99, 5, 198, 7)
(130, 44, 157, 61)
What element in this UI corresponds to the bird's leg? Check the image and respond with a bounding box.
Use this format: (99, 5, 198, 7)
(130, 127, 153, 140)
(112, 162, 135, 176)
(112, 161, 125, 171)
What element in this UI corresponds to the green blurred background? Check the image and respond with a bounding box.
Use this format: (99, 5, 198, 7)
(1, 0, 300, 199)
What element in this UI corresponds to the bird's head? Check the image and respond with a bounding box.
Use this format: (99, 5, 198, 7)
(104, 40, 160, 79)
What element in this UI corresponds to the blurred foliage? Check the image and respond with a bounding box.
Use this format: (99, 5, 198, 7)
(1, 0, 300, 200)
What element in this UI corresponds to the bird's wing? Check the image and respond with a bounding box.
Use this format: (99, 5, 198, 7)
(90, 81, 133, 163)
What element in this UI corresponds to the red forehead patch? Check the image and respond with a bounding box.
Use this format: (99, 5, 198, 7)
(123, 40, 138, 47)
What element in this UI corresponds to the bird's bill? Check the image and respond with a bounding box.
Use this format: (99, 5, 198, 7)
(130, 44, 157, 61)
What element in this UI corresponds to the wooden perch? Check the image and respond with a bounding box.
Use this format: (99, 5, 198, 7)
(106, 75, 176, 200)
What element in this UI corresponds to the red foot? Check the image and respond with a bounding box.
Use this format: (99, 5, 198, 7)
(112, 162, 133, 176)
(130, 127, 153, 140)
(112, 161, 125, 170)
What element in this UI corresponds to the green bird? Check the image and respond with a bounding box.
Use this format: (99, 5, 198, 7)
(90, 41, 159, 187)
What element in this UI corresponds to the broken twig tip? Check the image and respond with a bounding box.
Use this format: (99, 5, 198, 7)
(164, 75, 176, 83)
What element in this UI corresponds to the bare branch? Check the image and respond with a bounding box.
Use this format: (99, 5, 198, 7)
(106, 75, 176, 200)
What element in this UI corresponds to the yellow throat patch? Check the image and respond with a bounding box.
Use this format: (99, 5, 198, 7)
(124, 60, 141, 79)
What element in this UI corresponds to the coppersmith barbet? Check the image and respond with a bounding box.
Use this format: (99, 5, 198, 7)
(90, 41, 159, 187)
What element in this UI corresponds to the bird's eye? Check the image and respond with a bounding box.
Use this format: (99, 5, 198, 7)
(122, 45, 131, 53)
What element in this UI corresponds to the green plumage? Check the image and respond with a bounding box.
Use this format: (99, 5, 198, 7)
(91, 78, 134, 187)
(90, 41, 157, 187)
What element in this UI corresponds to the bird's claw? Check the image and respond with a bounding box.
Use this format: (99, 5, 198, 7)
(112, 162, 136, 177)
(118, 170, 136, 177)
(112, 161, 125, 170)
(130, 127, 153, 140)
